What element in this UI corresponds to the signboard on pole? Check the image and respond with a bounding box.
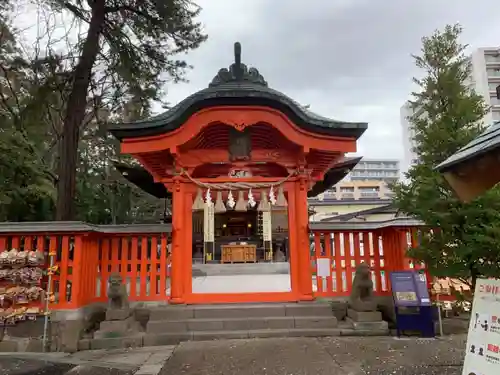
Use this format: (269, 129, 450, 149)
(390, 271, 431, 307)
(462, 278, 500, 375)
(390, 270, 434, 337)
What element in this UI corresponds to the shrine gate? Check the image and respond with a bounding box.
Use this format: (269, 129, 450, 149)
(107, 42, 368, 305)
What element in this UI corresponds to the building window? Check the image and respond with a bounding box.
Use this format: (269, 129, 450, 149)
(340, 187, 354, 193)
(496, 84, 500, 100)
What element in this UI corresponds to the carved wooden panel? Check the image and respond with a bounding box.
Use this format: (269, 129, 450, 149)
(229, 127, 251, 161)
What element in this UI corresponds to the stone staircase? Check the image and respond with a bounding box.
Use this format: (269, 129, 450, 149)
(143, 302, 340, 346)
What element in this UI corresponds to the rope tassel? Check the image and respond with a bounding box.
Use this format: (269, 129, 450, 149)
(192, 189, 205, 211)
(235, 191, 247, 212)
(275, 186, 288, 207)
(214, 191, 226, 213)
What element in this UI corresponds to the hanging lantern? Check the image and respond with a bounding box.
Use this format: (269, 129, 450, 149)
(248, 189, 256, 208)
(214, 191, 226, 213)
(227, 190, 236, 209)
(205, 188, 212, 206)
(192, 189, 205, 211)
(275, 186, 288, 207)
(234, 191, 248, 212)
(257, 189, 271, 211)
(269, 186, 277, 205)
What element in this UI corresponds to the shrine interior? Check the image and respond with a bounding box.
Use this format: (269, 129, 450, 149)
(192, 206, 289, 264)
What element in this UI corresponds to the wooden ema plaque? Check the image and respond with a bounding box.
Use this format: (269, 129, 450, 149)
(221, 244, 257, 263)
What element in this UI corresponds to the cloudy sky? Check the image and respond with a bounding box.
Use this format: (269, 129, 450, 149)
(162, 0, 500, 168)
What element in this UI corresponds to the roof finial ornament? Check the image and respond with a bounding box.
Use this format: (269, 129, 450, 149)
(234, 42, 241, 65)
(208, 42, 268, 87)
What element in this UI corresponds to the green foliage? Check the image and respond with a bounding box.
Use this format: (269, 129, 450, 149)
(0, 4, 174, 224)
(39, 0, 207, 219)
(0, 128, 55, 221)
(392, 24, 500, 287)
(0, 13, 56, 221)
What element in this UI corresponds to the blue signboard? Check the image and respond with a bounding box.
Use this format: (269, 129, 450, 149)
(390, 270, 431, 307)
(390, 270, 435, 337)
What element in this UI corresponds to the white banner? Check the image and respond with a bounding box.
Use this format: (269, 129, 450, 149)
(262, 211, 272, 242)
(462, 278, 500, 375)
(203, 203, 215, 242)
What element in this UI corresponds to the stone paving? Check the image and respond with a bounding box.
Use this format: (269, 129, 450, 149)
(0, 346, 175, 375)
(160, 335, 467, 375)
(0, 335, 468, 375)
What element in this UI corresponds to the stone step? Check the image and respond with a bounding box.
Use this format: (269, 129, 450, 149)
(79, 321, 390, 350)
(146, 315, 338, 333)
(143, 328, 343, 346)
(192, 263, 291, 276)
(148, 303, 333, 321)
(142, 325, 390, 346)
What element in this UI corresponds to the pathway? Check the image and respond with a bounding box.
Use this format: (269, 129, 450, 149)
(0, 335, 467, 375)
(160, 335, 467, 375)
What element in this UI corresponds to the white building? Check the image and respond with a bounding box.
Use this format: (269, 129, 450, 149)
(469, 47, 500, 124)
(400, 102, 418, 173)
(401, 47, 500, 172)
(348, 158, 400, 183)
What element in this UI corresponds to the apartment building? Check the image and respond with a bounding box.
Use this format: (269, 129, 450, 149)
(348, 158, 400, 183)
(469, 47, 500, 124)
(401, 47, 500, 172)
(400, 101, 419, 172)
(308, 180, 394, 222)
(319, 180, 394, 201)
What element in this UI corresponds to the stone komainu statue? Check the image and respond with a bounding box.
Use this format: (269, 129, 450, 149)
(348, 263, 377, 312)
(107, 272, 129, 310)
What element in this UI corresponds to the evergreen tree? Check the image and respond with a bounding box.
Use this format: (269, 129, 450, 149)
(40, 0, 207, 220)
(392, 24, 500, 290)
(0, 9, 56, 221)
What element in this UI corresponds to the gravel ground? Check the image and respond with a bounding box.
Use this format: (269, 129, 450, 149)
(0, 358, 74, 375)
(0, 357, 134, 375)
(160, 335, 467, 375)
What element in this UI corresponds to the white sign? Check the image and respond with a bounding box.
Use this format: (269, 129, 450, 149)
(462, 278, 500, 375)
(316, 258, 331, 278)
(228, 169, 252, 178)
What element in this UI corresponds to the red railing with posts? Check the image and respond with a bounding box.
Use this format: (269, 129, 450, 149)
(309, 219, 430, 298)
(0, 222, 171, 310)
(0, 219, 458, 311)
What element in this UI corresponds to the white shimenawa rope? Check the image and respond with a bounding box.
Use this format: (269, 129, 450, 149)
(181, 169, 297, 190)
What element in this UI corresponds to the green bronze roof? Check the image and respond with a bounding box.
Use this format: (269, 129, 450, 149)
(108, 42, 368, 140)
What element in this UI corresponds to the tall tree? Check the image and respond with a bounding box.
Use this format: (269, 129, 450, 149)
(0, 7, 57, 221)
(392, 24, 500, 290)
(43, 0, 207, 220)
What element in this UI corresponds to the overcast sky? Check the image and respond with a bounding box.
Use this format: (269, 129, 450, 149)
(13, 0, 500, 167)
(160, 0, 500, 165)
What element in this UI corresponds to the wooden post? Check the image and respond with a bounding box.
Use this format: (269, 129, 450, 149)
(170, 179, 185, 304)
(296, 177, 313, 300)
(183, 187, 193, 296)
(286, 182, 300, 297)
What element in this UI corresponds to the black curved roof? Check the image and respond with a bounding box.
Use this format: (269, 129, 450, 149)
(108, 42, 368, 140)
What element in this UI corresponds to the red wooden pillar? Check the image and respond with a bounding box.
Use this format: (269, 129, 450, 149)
(183, 184, 193, 296)
(295, 177, 313, 300)
(286, 182, 300, 297)
(169, 178, 185, 304)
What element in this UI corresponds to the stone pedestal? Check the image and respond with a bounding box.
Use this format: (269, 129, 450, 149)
(347, 309, 382, 322)
(346, 309, 389, 332)
(106, 307, 131, 321)
(94, 309, 141, 339)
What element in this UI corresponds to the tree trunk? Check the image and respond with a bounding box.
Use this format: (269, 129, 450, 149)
(55, 0, 106, 220)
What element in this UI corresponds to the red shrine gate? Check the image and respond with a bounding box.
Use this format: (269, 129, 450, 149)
(107, 42, 368, 304)
(0, 43, 435, 312)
